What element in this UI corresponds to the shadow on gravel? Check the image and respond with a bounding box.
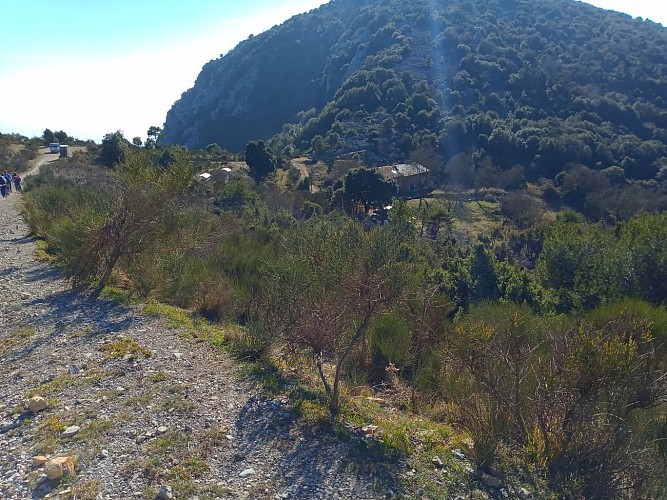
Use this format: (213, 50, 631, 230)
(0, 265, 20, 277)
(235, 396, 400, 498)
(31, 478, 60, 499)
(9, 288, 137, 362)
(0, 235, 35, 244)
(23, 266, 63, 284)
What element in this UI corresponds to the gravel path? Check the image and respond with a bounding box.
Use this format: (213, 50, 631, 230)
(0, 187, 392, 499)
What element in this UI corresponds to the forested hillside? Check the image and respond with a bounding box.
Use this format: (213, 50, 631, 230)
(162, 0, 667, 185)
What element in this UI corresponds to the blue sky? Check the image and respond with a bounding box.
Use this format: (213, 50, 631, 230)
(0, 0, 665, 143)
(0, 0, 326, 142)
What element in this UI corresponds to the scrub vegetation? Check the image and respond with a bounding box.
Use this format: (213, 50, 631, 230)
(21, 135, 667, 497)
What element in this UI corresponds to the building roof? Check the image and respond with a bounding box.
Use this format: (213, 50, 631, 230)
(378, 162, 429, 178)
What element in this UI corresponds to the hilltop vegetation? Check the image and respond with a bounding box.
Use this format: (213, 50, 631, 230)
(163, 0, 667, 183)
(0, 133, 41, 172)
(160, 0, 667, 226)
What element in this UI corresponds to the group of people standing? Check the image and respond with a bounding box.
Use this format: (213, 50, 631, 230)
(0, 171, 21, 198)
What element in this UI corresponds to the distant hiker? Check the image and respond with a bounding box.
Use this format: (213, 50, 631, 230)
(12, 172, 22, 192)
(2, 171, 11, 194)
(0, 174, 7, 198)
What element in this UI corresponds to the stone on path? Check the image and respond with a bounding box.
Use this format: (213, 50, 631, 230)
(28, 396, 48, 412)
(157, 484, 174, 499)
(62, 425, 80, 438)
(362, 424, 379, 435)
(45, 455, 77, 480)
(239, 467, 255, 478)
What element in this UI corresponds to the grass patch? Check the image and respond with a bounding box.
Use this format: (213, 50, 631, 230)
(100, 286, 136, 305)
(32, 435, 60, 455)
(151, 371, 168, 383)
(454, 200, 503, 236)
(165, 383, 188, 394)
(124, 392, 154, 408)
(76, 418, 114, 444)
(0, 326, 36, 356)
(168, 456, 209, 481)
(32, 415, 67, 454)
(142, 301, 229, 346)
(28, 373, 77, 397)
(68, 480, 102, 499)
(34, 239, 58, 263)
(341, 392, 454, 456)
(293, 398, 331, 428)
(100, 337, 152, 360)
(142, 430, 221, 498)
(27, 370, 105, 400)
(143, 302, 191, 326)
(147, 430, 191, 456)
(159, 396, 196, 414)
(41, 415, 66, 435)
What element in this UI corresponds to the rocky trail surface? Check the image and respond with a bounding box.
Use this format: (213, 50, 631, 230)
(0, 167, 391, 499)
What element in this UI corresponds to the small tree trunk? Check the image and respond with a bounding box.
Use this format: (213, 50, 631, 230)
(315, 353, 332, 400)
(94, 249, 121, 296)
(328, 313, 371, 416)
(330, 362, 344, 416)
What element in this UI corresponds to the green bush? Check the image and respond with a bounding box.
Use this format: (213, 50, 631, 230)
(443, 301, 667, 496)
(371, 312, 411, 368)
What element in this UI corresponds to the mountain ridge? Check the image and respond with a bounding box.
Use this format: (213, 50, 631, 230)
(161, 0, 667, 183)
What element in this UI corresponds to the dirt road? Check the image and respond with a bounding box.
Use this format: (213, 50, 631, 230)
(25, 146, 84, 178)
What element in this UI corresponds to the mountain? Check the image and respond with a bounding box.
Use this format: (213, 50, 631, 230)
(161, 0, 667, 182)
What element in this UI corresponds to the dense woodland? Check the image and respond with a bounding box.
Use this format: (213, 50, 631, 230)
(164, 0, 667, 179)
(7, 0, 667, 497)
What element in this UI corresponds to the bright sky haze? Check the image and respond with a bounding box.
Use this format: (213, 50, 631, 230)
(0, 0, 326, 142)
(1, 0, 665, 143)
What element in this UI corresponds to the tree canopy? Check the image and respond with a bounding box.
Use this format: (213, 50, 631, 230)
(98, 130, 129, 167)
(244, 140, 276, 182)
(342, 167, 398, 213)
